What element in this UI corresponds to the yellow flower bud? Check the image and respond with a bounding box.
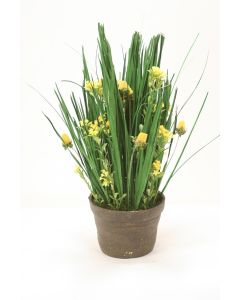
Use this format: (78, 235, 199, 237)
(135, 132, 148, 147)
(149, 66, 166, 79)
(100, 169, 112, 187)
(152, 160, 161, 171)
(98, 115, 104, 123)
(61, 133, 72, 147)
(152, 160, 161, 176)
(84, 81, 94, 92)
(93, 80, 102, 89)
(104, 120, 110, 134)
(80, 119, 89, 127)
(176, 120, 186, 136)
(117, 80, 133, 96)
(93, 80, 103, 96)
(88, 122, 100, 137)
(84, 80, 103, 96)
(159, 125, 172, 143)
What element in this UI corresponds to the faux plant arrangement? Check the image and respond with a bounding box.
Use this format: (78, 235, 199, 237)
(45, 24, 218, 258)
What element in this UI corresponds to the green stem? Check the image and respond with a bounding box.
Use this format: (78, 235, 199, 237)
(172, 134, 219, 176)
(127, 146, 136, 209)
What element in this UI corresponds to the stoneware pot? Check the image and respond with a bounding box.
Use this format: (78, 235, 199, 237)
(89, 192, 165, 258)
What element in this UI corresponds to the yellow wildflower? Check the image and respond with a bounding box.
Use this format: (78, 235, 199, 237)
(61, 133, 72, 148)
(103, 120, 110, 134)
(101, 170, 109, 177)
(88, 121, 99, 137)
(152, 160, 161, 177)
(176, 120, 186, 136)
(93, 79, 102, 89)
(84, 79, 103, 96)
(93, 79, 103, 96)
(100, 169, 112, 187)
(148, 66, 166, 79)
(151, 159, 163, 177)
(135, 132, 148, 147)
(152, 160, 161, 171)
(98, 115, 104, 123)
(159, 125, 172, 143)
(80, 119, 89, 127)
(148, 67, 166, 89)
(84, 81, 94, 92)
(117, 80, 133, 96)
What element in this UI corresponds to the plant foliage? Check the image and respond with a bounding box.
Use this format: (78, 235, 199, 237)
(45, 24, 213, 210)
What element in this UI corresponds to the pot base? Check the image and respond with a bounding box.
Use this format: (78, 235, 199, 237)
(97, 231, 157, 259)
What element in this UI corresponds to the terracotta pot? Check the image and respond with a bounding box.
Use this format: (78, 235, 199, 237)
(89, 193, 165, 258)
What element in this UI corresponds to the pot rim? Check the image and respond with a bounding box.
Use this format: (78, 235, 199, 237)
(89, 192, 165, 214)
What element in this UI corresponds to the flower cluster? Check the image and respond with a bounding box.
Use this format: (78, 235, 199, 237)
(158, 125, 172, 145)
(84, 79, 103, 96)
(99, 169, 112, 187)
(89, 121, 100, 137)
(80, 116, 110, 137)
(148, 66, 166, 90)
(84, 79, 133, 101)
(152, 160, 161, 177)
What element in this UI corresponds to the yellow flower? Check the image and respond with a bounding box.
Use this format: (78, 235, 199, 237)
(100, 169, 112, 187)
(84, 81, 94, 92)
(152, 160, 163, 177)
(98, 115, 104, 123)
(80, 119, 89, 127)
(102, 120, 110, 134)
(176, 120, 186, 136)
(135, 132, 148, 147)
(149, 66, 166, 79)
(152, 160, 161, 171)
(101, 170, 109, 177)
(159, 125, 172, 143)
(88, 121, 99, 137)
(117, 80, 133, 96)
(93, 79, 103, 96)
(93, 79, 102, 89)
(106, 120, 110, 128)
(84, 80, 103, 96)
(61, 133, 72, 147)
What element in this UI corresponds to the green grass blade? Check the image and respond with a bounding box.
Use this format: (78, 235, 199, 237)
(162, 92, 209, 193)
(172, 134, 220, 176)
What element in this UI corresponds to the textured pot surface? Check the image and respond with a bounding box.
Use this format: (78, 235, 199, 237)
(89, 193, 165, 258)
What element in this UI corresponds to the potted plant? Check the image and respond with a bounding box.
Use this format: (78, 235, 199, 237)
(45, 24, 218, 258)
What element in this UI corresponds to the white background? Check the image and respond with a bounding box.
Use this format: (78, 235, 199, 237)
(4, 0, 224, 299)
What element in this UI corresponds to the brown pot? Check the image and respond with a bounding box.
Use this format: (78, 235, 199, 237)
(89, 192, 165, 259)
